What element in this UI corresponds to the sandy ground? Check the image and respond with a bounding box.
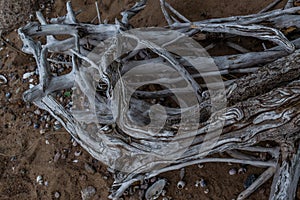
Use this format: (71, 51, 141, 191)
(0, 0, 299, 199)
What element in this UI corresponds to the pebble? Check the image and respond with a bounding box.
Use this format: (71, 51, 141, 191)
(54, 121, 62, 130)
(34, 109, 41, 115)
(36, 175, 43, 185)
(45, 123, 50, 129)
(229, 168, 237, 175)
(5, 92, 11, 99)
(81, 186, 96, 200)
(244, 174, 257, 189)
(44, 181, 49, 186)
(22, 72, 35, 79)
(54, 191, 60, 199)
(84, 163, 96, 174)
(204, 188, 209, 194)
(40, 129, 46, 134)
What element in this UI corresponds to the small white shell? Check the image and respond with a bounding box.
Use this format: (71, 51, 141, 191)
(204, 188, 209, 194)
(54, 191, 60, 198)
(238, 167, 247, 174)
(145, 179, 166, 200)
(177, 180, 186, 189)
(197, 164, 204, 169)
(74, 151, 82, 157)
(0, 74, 7, 85)
(36, 175, 43, 185)
(72, 139, 78, 147)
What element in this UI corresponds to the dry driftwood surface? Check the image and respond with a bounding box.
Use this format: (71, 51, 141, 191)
(18, 1, 300, 199)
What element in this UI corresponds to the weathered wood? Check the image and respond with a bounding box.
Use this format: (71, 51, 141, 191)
(18, 2, 300, 200)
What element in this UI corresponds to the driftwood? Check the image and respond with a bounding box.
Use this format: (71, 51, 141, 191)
(18, 1, 300, 200)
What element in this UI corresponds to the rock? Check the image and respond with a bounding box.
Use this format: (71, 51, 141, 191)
(5, 92, 11, 99)
(229, 168, 237, 175)
(34, 109, 41, 115)
(54, 121, 62, 131)
(81, 186, 96, 200)
(22, 72, 35, 80)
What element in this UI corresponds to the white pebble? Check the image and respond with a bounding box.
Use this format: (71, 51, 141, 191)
(34, 109, 41, 115)
(229, 168, 237, 175)
(23, 72, 35, 79)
